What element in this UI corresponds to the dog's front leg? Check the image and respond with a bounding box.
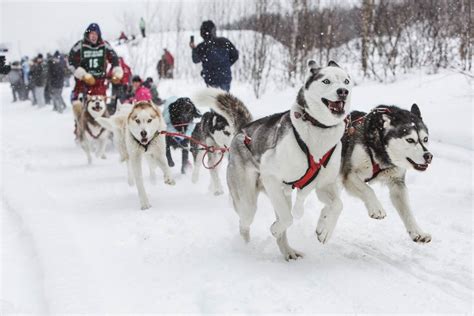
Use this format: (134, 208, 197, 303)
(344, 173, 386, 219)
(261, 176, 303, 260)
(80, 139, 93, 164)
(96, 137, 108, 159)
(388, 179, 431, 243)
(208, 152, 224, 195)
(165, 137, 175, 167)
(155, 152, 176, 186)
(126, 159, 135, 186)
(292, 186, 313, 219)
(315, 182, 343, 244)
(130, 153, 151, 210)
(145, 154, 157, 185)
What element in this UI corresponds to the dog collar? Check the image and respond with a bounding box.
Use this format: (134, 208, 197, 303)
(293, 110, 333, 129)
(130, 130, 161, 152)
(284, 126, 337, 190)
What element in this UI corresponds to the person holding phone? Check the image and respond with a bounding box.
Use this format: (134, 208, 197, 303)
(190, 20, 239, 92)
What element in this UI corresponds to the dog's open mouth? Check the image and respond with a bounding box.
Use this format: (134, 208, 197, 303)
(322, 98, 345, 115)
(92, 106, 102, 112)
(406, 158, 429, 171)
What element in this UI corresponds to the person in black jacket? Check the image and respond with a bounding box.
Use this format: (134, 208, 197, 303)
(190, 20, 239, 92)
(48, 51, 66, 113)
(30, 54, 48, 107)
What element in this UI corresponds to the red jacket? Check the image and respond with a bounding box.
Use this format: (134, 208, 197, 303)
(164, 51, 174, 66)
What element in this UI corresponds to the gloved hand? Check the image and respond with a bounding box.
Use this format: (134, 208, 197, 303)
(83, 73, 96, 86)
(111, 66, 123, 84)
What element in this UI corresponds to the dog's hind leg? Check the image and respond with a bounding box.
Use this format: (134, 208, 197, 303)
(315, 182, 343, 244)
(191, 150, 204, 184)
(130, 154, 151, 210)
(208, 152, 224, 195)
(388, 178, 431, 243)
(344, 173, 386, 219)
(261, 176, 302, 260)
(180, 141, 190, 174)
(227, 164, 259, 243)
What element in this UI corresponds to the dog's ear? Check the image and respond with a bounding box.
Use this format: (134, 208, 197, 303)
(381, 114, 391, 129)
(307, 59, 317, 68)
(86, 95, 92, 102)
(307, 59, 320, 75)
(328, 60, 340, 68)
(193, 107, 202, 118)
(411, 103, 422, 119)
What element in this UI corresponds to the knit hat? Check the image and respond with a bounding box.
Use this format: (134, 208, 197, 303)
(134, 86, 152, 102)
(84, 23, 102, 41)
(200, 20, 216, 40)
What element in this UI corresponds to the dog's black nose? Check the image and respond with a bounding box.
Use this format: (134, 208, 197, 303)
(337, 88, 349, 99)
(95, 101, 101, 107)
(140, 130, 147, 138)
(423, 152, 433, 164)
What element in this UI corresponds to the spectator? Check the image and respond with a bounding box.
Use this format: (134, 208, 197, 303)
(139, 17, 146, 38)
(126, 75, 151, 103)
(142, 77, 162, 105)
(107, 56, 131, 114)
(118, 31, 128, 45)
(48, 51, 67, 113)
(157, 48, 174, 79)
(190, 20, 239, 91)
(7, 61, 24, 102)
(44, 52, 53, 105)
(29, 54, 48, 107)
(28, 57, 37, 105)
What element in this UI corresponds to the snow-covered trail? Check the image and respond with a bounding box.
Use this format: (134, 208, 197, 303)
(1, 73, 472, 313)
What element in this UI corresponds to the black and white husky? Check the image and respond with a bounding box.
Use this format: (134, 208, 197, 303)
(341, 104, 433, 242)
(206, 61, 353, 260)
(191, 95, 245, 195)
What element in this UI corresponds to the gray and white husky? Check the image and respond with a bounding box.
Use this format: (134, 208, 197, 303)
(192, 91, 251, 195)
(341, 104, 433, 242)
(206, 60, 353, 260)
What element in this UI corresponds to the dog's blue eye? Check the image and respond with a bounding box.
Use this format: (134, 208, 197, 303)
(322, 79, 330, 84)
(344, 79, 350, 84)
(406, 138, 415, 144)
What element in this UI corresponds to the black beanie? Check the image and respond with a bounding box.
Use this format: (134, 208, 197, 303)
(200, 20, 216, 40)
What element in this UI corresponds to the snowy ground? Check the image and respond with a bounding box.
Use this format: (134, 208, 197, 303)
(1, 70, 473, 313)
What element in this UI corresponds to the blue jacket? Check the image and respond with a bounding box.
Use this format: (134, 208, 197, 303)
(192, 36, 238, 87)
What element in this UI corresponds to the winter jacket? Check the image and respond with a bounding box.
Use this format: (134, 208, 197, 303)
(192, 36, 239, 87)
(163, 96, 196, 140)
(68, 23, 119, 79)
(47, 57, 65, 89)
(21, 60, 30, 85)
(8, 66, 22, 85)
(30, 62, 48, 87)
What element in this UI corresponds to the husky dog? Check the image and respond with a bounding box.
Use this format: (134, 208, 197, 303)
(73, 95, 111, 164)
(191, 97, 240, 195)
(341, 104, 433, 243)
(97, 101, 175, 210)
(162, 97, 202, 174)
(207, 61, 352, 260)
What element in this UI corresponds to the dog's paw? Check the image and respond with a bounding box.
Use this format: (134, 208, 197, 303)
(239, 227, 250, 243)
(368, 207, 386, 220)
(140, 202, 151, 210)
(316, 219, 336, 244)
(409, 231, 432, 243)
(213, 189, 224, 196)
(164, 177, 176, 186)
(282, 247, 304, 261)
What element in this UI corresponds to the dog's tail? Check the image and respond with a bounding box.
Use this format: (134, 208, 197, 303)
(193, 88, 253, 132)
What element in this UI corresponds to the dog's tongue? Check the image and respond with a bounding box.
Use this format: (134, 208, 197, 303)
(328, 101, 344, 112)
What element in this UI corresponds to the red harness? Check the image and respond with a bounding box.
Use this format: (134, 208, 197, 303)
(283, 126, 336, 190)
